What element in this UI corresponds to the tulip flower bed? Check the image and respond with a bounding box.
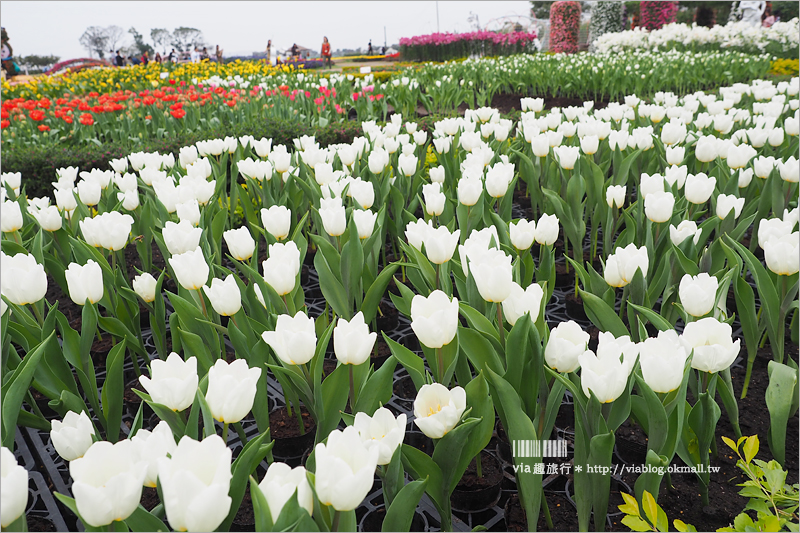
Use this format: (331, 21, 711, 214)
(1, 49, 776, 153)
(1, 73, 799, 533)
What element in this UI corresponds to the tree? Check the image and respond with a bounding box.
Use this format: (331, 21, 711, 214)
(19, 55, 60, 67)
(105, 25, 125, 52)
(171, 27, 206, 52)
(79, 26, 111, 58)
(151, 28, 172, 54)
(128, 27, 154, 56)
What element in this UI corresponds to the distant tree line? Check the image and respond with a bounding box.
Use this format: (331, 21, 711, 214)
(78, 25, 208, 60)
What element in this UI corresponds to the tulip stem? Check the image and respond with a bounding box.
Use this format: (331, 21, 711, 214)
(465, 205, 471, 235)
(281, 294, 290, 315)
(196, 289, 210, 319)
(436, 347, 445, 384)
(11, 229, 22, 246)
(29, 303, 44, 327)
(496, 303, 505, 348)
(222, 422, 229, 443)
(435, 263, 440, 292)
(349, 365, 355, 413)
(331, 510, 341, 532)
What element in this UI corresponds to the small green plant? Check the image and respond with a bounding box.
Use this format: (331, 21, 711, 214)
(719, 435, 799, 532)
(618, 490, 696, 532)
(618, 435, 799, 533)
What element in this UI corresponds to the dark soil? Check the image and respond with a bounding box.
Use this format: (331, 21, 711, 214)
(371, 337, 393, 368)
(231, 489, 255, 531)
(376, 300, 399, 332)
(393, 375, 417, 400)
(360, 506, 426, 532)
(489, 93, 618, 116)
(505, 492, 583, 532)
(456, 451, 504, 491)
(140, 487, 159, 512)
(269, 406, 314, 439)
(26, 516, 57, 532)
(404, 430, 434, 456)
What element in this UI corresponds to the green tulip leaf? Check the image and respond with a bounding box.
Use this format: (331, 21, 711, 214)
(220, 432, 274, 532)
(249, 475, 274, 532)
(354, 356, 397, 416)
(124, 505, 169, 532)
(1, 332, 54, 448)
(361, 264, 399, 324)
(382, 478, 428, 533)
(578, 288, 629, 338)
(401, 444, 445, 510)
(314, 251, 351, 320)
(766, 361, 798, 466)
(100, 339, 126, 443)
(484, 368, 542, 531)
(382, 334, 426, 392)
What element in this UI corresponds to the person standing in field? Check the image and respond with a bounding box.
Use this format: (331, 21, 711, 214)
(215, 45, 223, 63)
(321, 36, 332, 68)
(265, 39, 272, 63)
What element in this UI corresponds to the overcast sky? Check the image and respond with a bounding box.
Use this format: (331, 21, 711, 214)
(2, 1, 533, 59)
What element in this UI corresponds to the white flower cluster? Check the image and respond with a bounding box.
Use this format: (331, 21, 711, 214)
(594, 18, 800, 55)
(588, 1, 625, 53)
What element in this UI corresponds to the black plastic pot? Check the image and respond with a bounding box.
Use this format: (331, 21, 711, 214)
(451, 450, 504, 512)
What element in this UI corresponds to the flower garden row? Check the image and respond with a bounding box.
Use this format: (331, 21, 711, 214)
(593, 18, 799, 58)
(0, 50, 777, 153)
(1, 74, 798, 532)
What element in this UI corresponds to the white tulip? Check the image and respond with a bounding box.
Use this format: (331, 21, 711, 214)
(1, 447, 28, 528)
(606, 185, 626, 208)
(0, 252, 48, 305)
(162, 220, 203, 255)
(535, 214, 559, 245)
(261, 205, 292, 241)
(70, 440, 146, 527)
(1, 200, 23, 233)
(66, 260, 104, 305)
(354, 408, 406, 466)
(169, 247, 209, 291)
(604, 244, 648, 288)
(262, 241, 301, 296)
(669, 220, 700, 246)
(261, 312, 317, 365)
(203, 275, 242, 316)
(257, 463, 314, 520)
(410, 290, 459, 349)
(353, 209, 377, 239)
(413, 383, 467, 439)
(334, 312, 377, 366)
(502, 282, 544, 326)
(138, 352, 198, 412)
(644, 191, 674, 223)
(223, 226, 256, 261)
(764, 233, 800, 276)
(510, 219, 536, 250)
(422, 225, 460, 265)
(545, 321, 589, 373)
(50, 410, 94, 462)
(715, 194, 745, 220)
(132, 273, 157, 303)
(205, 359, 261, 424)
(682, 318, 740, 373)
(684, 173, 716, 204)
(679, 273, 718, 317)
(158, 434, 232, 532)
(130, 421, 176, 488)
(639, 330, 688, 393)
(313, 426, 379, 511)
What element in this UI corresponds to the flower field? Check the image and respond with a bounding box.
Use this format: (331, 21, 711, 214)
(0, 43, 799, 533)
